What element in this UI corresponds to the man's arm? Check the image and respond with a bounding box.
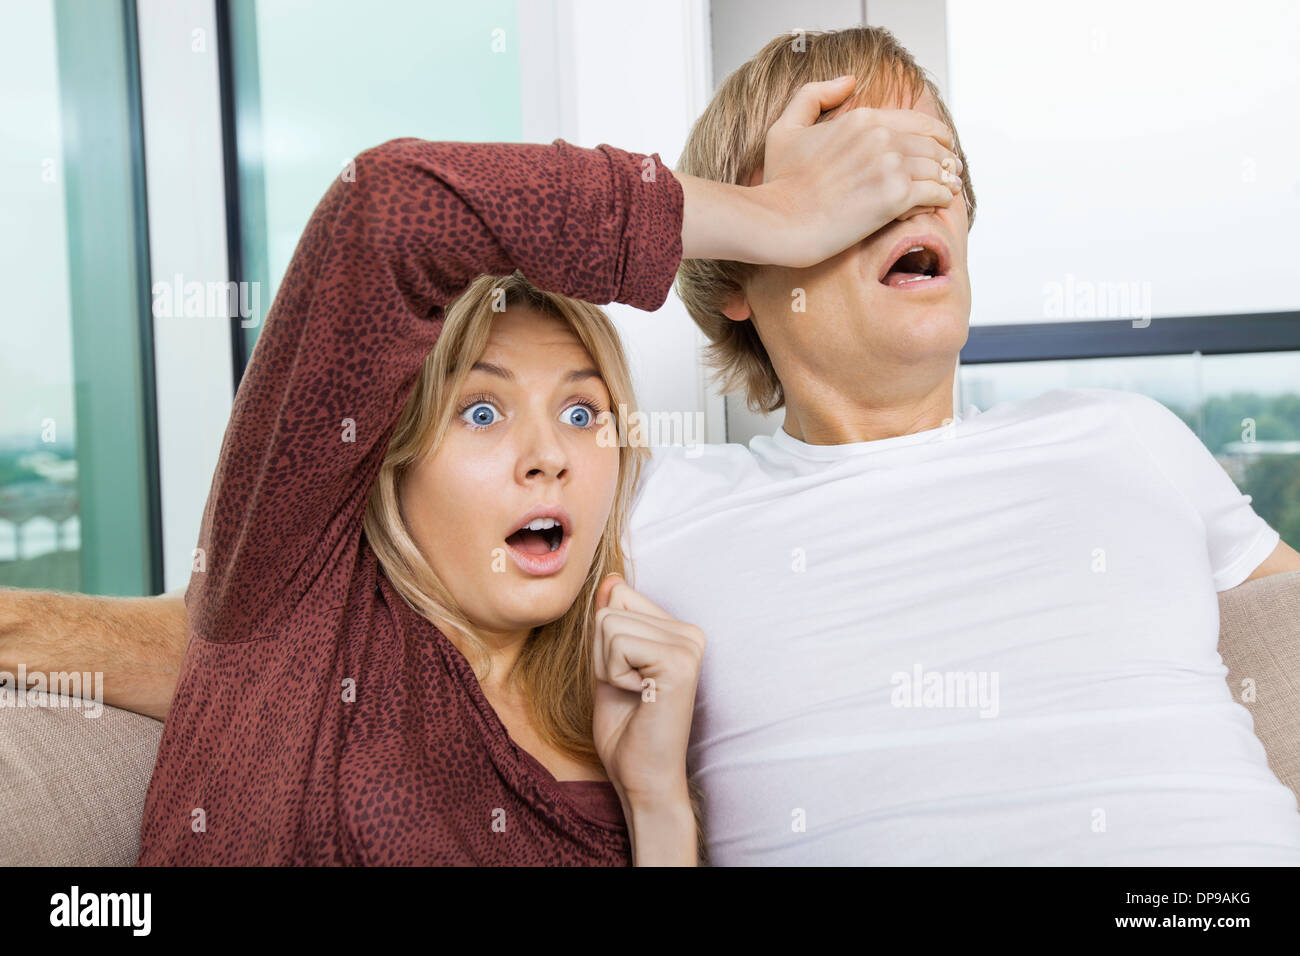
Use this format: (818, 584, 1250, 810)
(1240, 539, 1300, 585)
(0, 586, 188, 721)
(1217, 548, 1300, 800)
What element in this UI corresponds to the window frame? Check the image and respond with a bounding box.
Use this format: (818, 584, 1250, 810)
(962, 313, 1300, 365)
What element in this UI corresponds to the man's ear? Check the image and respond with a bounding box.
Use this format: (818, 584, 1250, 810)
(720, 291, 753, 323)
(717, 166, 766, 323)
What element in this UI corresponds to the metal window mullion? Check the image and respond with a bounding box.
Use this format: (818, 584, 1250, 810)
(961, 312, 1300, 365)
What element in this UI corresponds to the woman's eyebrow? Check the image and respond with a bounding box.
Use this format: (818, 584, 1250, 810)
(469, 360, 601, 384)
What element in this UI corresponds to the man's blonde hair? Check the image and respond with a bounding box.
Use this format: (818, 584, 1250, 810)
(674, 25, 978, 414)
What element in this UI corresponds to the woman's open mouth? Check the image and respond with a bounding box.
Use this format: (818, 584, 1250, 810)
(503, 512, 571, 576)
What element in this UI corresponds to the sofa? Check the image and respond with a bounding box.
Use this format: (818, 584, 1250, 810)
(2, 570, 1298, 865)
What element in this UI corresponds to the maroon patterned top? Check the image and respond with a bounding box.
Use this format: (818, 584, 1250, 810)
(135, 138, 684, 865)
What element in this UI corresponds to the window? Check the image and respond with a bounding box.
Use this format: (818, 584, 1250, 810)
(947, 0, 1300, 327)
(948, 0, 1300, 541)
(220, 0, 525, 367)
(0, 0, 159, 594)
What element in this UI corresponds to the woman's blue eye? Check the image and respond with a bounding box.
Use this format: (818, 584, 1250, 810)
(561, 403, 594, 428)
(461, 402, 499, 427)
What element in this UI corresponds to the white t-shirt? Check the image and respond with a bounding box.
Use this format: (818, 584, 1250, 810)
(624, 386, 1297, 865)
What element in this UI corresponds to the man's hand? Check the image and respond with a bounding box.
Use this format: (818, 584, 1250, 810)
(679, 75, 962, 268)
(0, 586, 188, 721)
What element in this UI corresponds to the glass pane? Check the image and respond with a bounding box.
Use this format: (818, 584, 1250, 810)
(959, 351, 1300, 545)
(946, 0, 1300, 325)
(0, 0, 156, 594)
(228, 0, 524, 357)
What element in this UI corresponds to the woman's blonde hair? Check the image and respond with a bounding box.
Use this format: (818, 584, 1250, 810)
(674, 25, 978, 414)
(363, 270, 648, 768)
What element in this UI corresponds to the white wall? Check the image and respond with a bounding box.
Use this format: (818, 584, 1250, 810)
(136, 0, 235, 591)
(551, 0, 726, 443)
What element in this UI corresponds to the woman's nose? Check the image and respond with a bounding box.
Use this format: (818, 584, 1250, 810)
(518, 419, 569, 482)
(524, 457, 567, 481)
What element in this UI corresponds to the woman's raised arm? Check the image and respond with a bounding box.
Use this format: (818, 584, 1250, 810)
(192, 137, 685, 647)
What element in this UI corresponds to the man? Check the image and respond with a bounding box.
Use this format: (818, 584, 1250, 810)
(5, 25, 1300, 864)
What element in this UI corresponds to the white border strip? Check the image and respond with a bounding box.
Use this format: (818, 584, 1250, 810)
(136, 0, 234, 591)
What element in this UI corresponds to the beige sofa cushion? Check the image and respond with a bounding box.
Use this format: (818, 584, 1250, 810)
(1218, 569, 1300, 803)
(0, 685, 162, 866)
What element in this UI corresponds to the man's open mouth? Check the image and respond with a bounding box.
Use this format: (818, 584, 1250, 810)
(878, 237, 951, 289)
(505, 517, 566, 555)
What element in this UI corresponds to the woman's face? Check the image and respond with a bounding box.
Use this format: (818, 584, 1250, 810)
(399, 306, 621, 640)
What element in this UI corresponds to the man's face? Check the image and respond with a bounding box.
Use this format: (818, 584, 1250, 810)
(725, 87, 972, 387)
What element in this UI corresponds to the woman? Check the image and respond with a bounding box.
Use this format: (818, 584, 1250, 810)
(135, 149, 701, 863)
(134, 134, 712, 868)
(365, 267, 707, 864)
(133, 76, 953, 865)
